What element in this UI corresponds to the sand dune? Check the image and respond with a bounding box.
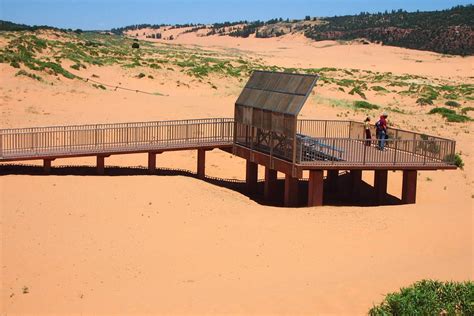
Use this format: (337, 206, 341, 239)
(1, 30, 473, 315)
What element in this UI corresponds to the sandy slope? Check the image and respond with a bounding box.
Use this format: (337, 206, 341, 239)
(1, 31, 473, 315)
(129, 29, 474, 80)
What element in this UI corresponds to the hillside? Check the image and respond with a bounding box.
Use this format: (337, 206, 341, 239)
(115, 5, 473, 56)
(305, 5, 474, 56)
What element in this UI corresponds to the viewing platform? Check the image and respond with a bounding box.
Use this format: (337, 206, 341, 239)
(0, 71, 457, 207)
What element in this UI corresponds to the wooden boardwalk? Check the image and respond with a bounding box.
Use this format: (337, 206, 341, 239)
(0, 117, 457, 207)
(0, 118, 234, 162)
(0, 118, 456, 170)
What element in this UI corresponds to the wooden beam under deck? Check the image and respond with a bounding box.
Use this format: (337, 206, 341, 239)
(402, 170, 418, 204)
(246, 160, 258, 194)
(308, 170, 324, 207)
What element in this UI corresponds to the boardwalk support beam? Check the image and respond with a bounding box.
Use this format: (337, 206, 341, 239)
(197, 149, 206, 179)
(350, 169, 362, 198)
(308, 170, 324, 207)
(246, 160, 258, 194)
(327, 170, 339, 193)
(264, 167, 278, 202)
(402, 170, 417, 204)
(97, 155, 106, 175)
(148, 152, 158, 174)
(284, 174, 299, 207)
(374, 170, 388, 204)
(43, 159, 54, 174)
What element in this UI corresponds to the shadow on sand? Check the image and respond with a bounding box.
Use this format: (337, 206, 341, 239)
(0, 164, 402, 207)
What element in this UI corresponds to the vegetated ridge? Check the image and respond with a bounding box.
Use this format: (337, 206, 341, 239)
(305, 5, 474, 56)
(112, 5, 474, 56)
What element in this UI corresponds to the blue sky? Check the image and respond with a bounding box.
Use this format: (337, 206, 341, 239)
(1, 0, 472, 30)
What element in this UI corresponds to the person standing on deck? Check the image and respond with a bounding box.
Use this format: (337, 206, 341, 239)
(376, 113, 388, 150)
(364, 117, 371, 146)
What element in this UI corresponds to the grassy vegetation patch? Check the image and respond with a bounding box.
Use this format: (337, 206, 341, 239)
(428, 107, 471, 123)
(369, 280, 474, 315)
(354, 100, 379, 110)
(15, 69, 42, 81)
(444, 153, 465, 169)
(445, 100, 461, 107)
(386, 107, 406, 114)
(416, 97, 434, 105)
(349, 86, 367, 99)
(371, 85, 389, 93)
(92, 83, 106, 90)
(461, 107, 474, 115)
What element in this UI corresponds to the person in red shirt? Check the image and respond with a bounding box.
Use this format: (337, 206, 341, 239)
(376, 113, 388, 150)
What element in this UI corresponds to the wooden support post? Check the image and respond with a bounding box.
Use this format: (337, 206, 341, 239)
(148, 152, 157, 174)
(97, 155, 106, 175)
(327, 170, 339, 192)
(43, 159, 53, 174)
(350, 169, 362, 198)
(402, 170, 417, 204)
(197, 149, 206, 180)
(284, 174, 299, 207)
(246, 160, 258, 194)
(264, 167, 278, 201)
(308, 170, 324, 207)
(374, 170, 388, 204)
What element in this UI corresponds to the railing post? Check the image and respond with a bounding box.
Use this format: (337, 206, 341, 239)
(220, 118, 224, 141)
(126, 125, 130, 144)
(299, 139, 303, 163)
(363, 140, 367, 165)
(33, 132, 37, 155)
(423, 141, 427, 165)
(393, 140, 398, 164)
(412, 133, 417, 153)
(332, 139, 336, 164)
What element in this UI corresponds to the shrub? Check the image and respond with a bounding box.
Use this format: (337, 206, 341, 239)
(349, 86, 367, 99)
(461, 107, 474, 115)
(15, 70, 42, 81)
(354, 101, 379, 110)
(444, 93, 459, 100)
(371, 85, 389, 92)
(416, 97, 433, 105)
(10, 61, 20, 68)
(137, 72, 146, 79)
(131, 42, 140, 49)
(149, 63, 162, 69)
(92, 84, 106, 90)
(445, 113, 471, 122)
(70, 63, 81, 70)
(445, 100, 461, 107)
(369, 280, 474, 315)
(428, 107, 471, 122)
(444, 153, 465, 169)
(428, 107, 456, 115)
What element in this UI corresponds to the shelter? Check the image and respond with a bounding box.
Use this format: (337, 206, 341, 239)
(234, 70, 319, 163)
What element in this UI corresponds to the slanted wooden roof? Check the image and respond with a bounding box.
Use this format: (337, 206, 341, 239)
(235, 71, 319, 116)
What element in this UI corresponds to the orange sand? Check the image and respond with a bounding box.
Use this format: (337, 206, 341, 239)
(1, 31, 473, 315)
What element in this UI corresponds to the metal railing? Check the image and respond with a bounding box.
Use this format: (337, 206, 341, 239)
(296, 120, 456, 166)
(297, 137, 456, 166)
(0, 118, 234, 160)
(0, 118, 456, 167)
